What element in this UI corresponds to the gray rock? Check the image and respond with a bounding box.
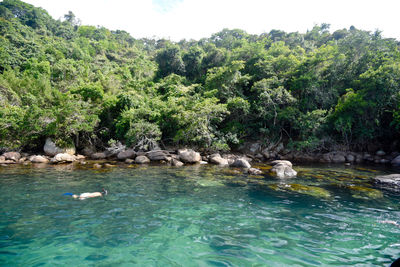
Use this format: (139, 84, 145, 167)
(331, 152, 346, 163)
(2, 152, 21, 161)
(248, 168, 263, 175)
(230, 158, 251, 168)
(105, 141, 126, 157)
(374, 174, 400, 191)
(209, 154, 229, 165)
(146, 150, 170, 161)
(52, 153, 76, 163)
(81, 146, 96, 156)
(376, 150, 386, 156)
(271, 160, 293, 168)
(117, 149, 136, 160)
(135, 155, 150, 164)
(91, 152, 107, 160)
(248, 142, 262, 154)
(275, 143, 284, 153)
(391, 155, 400, 166)
(171, 158, 184, 167)
(44, 138, 75, 156)
(30, 155, 49, 163)
(346, 154, 355, 163)
(125, 158, 135, 164)
(178, 149, 201, 163)
(270, 160, 297, 178)
(380, 159, 390, 164)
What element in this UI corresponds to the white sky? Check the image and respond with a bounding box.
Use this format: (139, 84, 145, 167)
(22, 0, 400, 41)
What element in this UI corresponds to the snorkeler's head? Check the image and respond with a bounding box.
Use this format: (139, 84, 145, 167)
(101, 188, 108, 195)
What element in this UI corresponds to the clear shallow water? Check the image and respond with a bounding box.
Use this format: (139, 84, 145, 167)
(0, 163, 399, 266)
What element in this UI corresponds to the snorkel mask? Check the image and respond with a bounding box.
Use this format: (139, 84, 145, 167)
(101, 188, 108, 195)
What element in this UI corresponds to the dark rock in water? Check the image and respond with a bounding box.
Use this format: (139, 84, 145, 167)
(230, 158, 251, 168)
(374, 174, 400, 191)
(2, 152, 21, 161)
(85, 254, 108, 261)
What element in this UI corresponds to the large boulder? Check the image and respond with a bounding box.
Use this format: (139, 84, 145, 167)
(2, 152, 21, 161)
(146, 150, 170, 161)
(270, 160, 297, 178)
(30, 155, 49, 163)
(391, 155, 400, 166)
(117, 149, 136, 160)
(230, 158, 251, 168)
(374, 174, 400, 191)
(178, 149, 201, 163)
(51, 153, 76, 163)
(44, 138, 75, 156)
(135, 155, 150, 164)
(209, 153, 229, 165)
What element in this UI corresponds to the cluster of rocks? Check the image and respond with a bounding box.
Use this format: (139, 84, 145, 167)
(240, 141, 400, 166)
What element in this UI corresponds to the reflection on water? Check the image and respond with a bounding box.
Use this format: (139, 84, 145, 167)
(0, 163, 399, 266)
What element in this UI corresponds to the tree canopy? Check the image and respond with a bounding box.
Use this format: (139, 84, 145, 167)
(1, 0, 400, 152)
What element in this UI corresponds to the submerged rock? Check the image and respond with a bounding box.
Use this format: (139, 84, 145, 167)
(269, 183, 331, 198)
(348, 185, 383, 199)
(374, 174, 400, 191)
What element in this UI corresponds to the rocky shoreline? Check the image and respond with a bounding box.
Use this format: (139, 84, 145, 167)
(2, 139, 400, 189)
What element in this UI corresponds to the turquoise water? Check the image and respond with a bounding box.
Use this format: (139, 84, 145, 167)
(0, 163, 399, 266)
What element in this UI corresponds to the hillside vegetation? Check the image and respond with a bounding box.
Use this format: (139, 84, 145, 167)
(1, 0, 400, 153)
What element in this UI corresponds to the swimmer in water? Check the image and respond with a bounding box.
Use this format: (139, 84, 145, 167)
(64, 189, 107, 200)
(379, 220, 399, 227)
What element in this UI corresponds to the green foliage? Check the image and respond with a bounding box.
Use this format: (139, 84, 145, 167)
(1, 0, 400, 152)
(125, 120, 162, 147)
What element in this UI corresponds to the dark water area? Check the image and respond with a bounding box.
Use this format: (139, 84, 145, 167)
(0, 163, 399, 266)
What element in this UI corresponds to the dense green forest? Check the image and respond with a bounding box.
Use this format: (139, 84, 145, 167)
(1, 0, 400, 153)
